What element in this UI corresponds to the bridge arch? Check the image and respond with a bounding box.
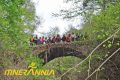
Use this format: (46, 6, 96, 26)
(32, 43, 87, 64)
(38, 47, 86, 64)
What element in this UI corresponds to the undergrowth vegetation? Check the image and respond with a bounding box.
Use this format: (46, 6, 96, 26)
(0, 0, 120, 80)
(44, 1, 120, 80)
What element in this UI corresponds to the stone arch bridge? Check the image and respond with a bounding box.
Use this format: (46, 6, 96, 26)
(32, 42, 91, 64)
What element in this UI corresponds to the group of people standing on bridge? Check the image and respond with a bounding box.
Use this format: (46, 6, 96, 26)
(30, 33, 80, 45)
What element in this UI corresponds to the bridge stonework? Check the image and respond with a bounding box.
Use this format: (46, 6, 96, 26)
(32, 42, 90, 64)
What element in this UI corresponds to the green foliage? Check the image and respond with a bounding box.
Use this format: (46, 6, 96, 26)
(26, 54, 44, 68)
(81, 2, 120, 41)
(0, 1, 36, 79)
(0, 0, 35, 53)
(55, 0, 120, 19)
(53, 1, 120, 79)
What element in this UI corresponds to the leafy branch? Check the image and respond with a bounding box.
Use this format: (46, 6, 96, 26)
(57, 28, 120, 79)
(85, 48, 120, 80)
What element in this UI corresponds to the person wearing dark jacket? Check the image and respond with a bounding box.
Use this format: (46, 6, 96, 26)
(34, 35, 38, 45)
(47, 37, 52, 43)
(51, 36, 56, 43)
(62, 34, 66, 42)
(55, 34, 61, 43)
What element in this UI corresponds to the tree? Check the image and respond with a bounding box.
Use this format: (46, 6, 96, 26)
(0, 0, 36, 52)
(81, 1, 120, 41)
(54, 0, 119, 21)
(0, 0, 38, 79)
(47, 26, 60, 37)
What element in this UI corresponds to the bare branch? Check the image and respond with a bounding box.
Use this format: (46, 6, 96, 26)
(57, 28, 120, 79)
(85, 48, 120, 80)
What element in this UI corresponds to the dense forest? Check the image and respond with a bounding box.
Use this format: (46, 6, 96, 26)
(0, 0, 120, 80)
